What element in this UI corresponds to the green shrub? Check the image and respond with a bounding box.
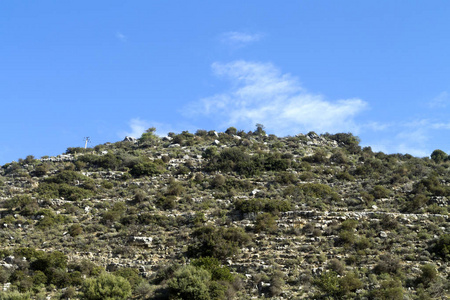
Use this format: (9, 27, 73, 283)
(373, 254, 401, 275)
(167, 265, 212, 300)
(30, 251, 68, 273)
(275, 172, 297, 184)
(430, 149, 448, 163)
(284, 183, 339, 202)
(34, 164, 49, 177)
(339, 272, 362, 295)
(188, 226, 251, 260)
(369, 279, 403, 300)
(325, 132, 361, 154)
(327, 259, 345, 275)
(114, 267, 142, 288)
(306, 149, 328, 164)
(36, 170, 95, 201)
(315, 271, 362, 298)
(205, 147, 290, 176)
(79, 153, 123, 170)
(341, 219, 358, 231)
(191, 257, 234, 282)
(166, 179, 184, 196)
(156, 195, 177, 210)
(431, 234, 450, 261)
(35, 209, 70, 229)
(315, 271, 340, 297)
(66, 147, 90, 154)
(338, 230, 355, 247)
(254, 213, 277, 233)
(69, 224, 83, 237)
(416, 264, 437, 287)
(371, 185, 390, 199)
(336, 171, 354, 181)
(82, 272, 131, 300)
(269, 270, 285, 297)
(70, 260, 103, 277)
(414, 176, 450, 196)
(0, 291, 32, 300)
(129, 161, 164, 177)
(5, 195, 38, 216)
(234, 198, 291, 214)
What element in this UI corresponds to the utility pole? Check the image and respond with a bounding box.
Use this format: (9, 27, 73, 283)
(83, 137, 91, 149)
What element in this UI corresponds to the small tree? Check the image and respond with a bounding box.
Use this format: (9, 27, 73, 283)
(255, 123, 266, 135)
(430, 149, 447, 163)
(139, 127, 158, 143)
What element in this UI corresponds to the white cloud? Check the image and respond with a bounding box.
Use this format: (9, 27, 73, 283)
(429, 91, 449, 108)
(362, 121, 392, 131)
(220, 31, 263, 47)
(116, 32, 127, 42)
(187, 60, 368, 135)
(120, 118, 148, 139)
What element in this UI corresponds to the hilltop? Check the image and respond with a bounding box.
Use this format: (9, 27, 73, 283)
(0, 127, 449, 299)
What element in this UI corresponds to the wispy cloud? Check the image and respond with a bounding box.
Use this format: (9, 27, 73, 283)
(186, 60, 368, 135)
(362, 121, 392, 131)
(119, 118, 181, 139)
(367, 118, 450, 157)
(116, 32, 127, 42)
(431, 122, 450, 129)
(428, 91, 449, 108)
(120, 118, 148, 139)
(220, 31, 263, 47)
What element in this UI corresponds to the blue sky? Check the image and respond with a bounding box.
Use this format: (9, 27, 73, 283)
(1, 1, 450, 164)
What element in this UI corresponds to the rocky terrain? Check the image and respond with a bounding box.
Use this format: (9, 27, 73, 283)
(0, 127, 449, 299)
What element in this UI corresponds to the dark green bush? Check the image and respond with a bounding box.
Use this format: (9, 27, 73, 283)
(373, 254, 401, 275)
(35, 209, 70, 229)
(430, 149, 448, 163)
(431, 234, 450, 261)
(275, 172, 297, 184)
(188, 226, 251, 260)
(66, 147, 90, 154)
(416, 264, 437, 287)
(234, 198, 291, 214)
(284, 183, 339, 202)
(114, 267, 142, 288)
(82, 272, 132, 300)
(254, 213, 277, 233)
(191, 257, 234, 282)
(69, 224, 83, 237)
(205, 147, 290, 176)
(324, 132, 361, 154)
(5, 195, 38, 216)
(369, 279, 403, 300)
(414, 176, 449, 196)
(167, 265, 212, 300)
(371, 185, 390, 199)
(129, 161, 165, 177)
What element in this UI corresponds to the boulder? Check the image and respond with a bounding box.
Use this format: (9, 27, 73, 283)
(123, 136, 137, 142)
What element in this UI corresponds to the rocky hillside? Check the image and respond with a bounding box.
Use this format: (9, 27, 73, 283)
(0, 127, 449, 299)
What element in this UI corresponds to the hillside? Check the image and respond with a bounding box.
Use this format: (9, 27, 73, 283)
(0, 127, 449, 299)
